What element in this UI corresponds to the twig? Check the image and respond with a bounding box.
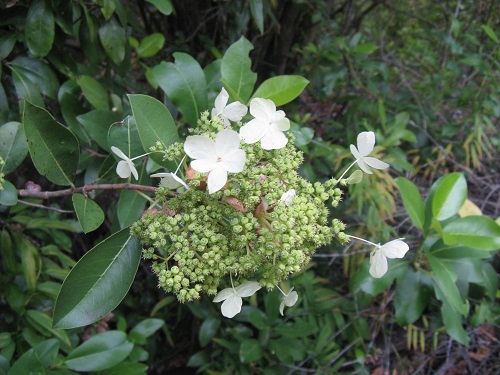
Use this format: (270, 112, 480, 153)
(17, 200, 74, 213)
(18, 183, 157, 200)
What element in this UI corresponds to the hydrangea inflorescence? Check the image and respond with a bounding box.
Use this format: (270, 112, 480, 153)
(129, 89, 408, 317)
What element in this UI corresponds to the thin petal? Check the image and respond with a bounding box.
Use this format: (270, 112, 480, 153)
(207, 166, 228, 194)
(213, 87, 229, 115)
(235, 281, 262, 297)
(191, 159, 218, 173)
(215, 129, 241, 156)
(220, 295, 242, 318)
(364, 156, 390, 170)
(184, 135, 216, 160)
(279, 300, 286, 316)
(153, 173, 182, 189)
(380, 239, 409, 259)
(223, 102, 247, 122)
(285, 291, 298, 307)
(221, 149, 246, 173)
(239, 119, 268, 144)
(249, 98, 274, 120)
(213, 287, 234, 302)
(357, 131, 375, 156)
(116, 160, 131, 178)
(111, 146, 128, 161)
(350, 144, 361, 159)
(171, 173, 190, 190)
(354, 155, 373, 174)
(260, 128, 288, 150)
(129, 161, 139, 180)
(273, 116, 290, 132)
(369, 250, 388, 278)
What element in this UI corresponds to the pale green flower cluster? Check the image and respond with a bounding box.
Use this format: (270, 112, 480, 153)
(131, 112, 345, 303)
(126, 89, 407, 318)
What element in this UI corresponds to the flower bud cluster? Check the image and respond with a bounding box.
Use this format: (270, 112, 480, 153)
(132, 115, 347, 302)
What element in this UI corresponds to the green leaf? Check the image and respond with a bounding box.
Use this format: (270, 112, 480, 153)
(153, 53, 207, 126)
(249, 0, 264, 34)
(8, 339, 59, 374)
(395, 177, 425, 230)
(25, 310, 72, 347)
(481, 25, 499, 43)
(99, 17, 127, 64)
(239, 339, 263, 363)
(137, 33, 165, 58)
(395, 269, 432, 325)
(427, 253, 469, 317)
(198, 317, 220, 347)
(53, 229, 141, 328)
(221, 36, 257, 103)
(269, 337, 306, 364)
(117, 164, 151, 228)
(290, 122, 314, 147)
(77, 75, 110, 110)
(59, 80, 92, 146)
(442, 216, 500, 250)
(11, 64, 44, 107)
(0, 181, 18, 206)
(77, 109, 121, 151)
(350, 258, 408, 296)
(25, 0, 55, 57)
(436, 292, 469, 346)
(19, 239, 39, 291)
(429, 239, 493, 259)
(130, 318, 164, 339)
(0, 230, 16, 274)
(101, 362, 148, 375)
(10, 57, 59, 99)
(0, 33, 17, 59)
(251, 75, 309, 106)
(432, 173, 467, 221)
(0, 122, 28, 174)
(23, 101, 80, 186)
(64, 331, 133, 372)
(108, 116, 145, 159)
(146, 0, 173, 15)
(128, 94, 178, 165)
(72, 194, 105, 233)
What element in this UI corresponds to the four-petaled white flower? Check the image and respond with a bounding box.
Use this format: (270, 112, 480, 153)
(211, 88, 248, 128)
(213, 281, 262, 318)
(184, 129, 246, 194)
(111, 146, 139, 180)
(280, 189, 296, 206)
(369, 239, 409, 278)
(350, 131, 389, 174)
(239, 98, 290, 150)
(151, 172, 189, 190)
(279, 287, 298, 316)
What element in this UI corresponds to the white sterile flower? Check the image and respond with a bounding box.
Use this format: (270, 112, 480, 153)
(279, 287, 298, 316)
(184, 129, 246, 194)
(150, 172, 189, 190)
(111, 146, 139, 180)
(239, 98, 290, 150)
(369, 239, 409, 278)
(213, 281, 262, 318)
(280, 189, 296, 206)
(350, 131, 389, 174)
(211, 88, 248, 127)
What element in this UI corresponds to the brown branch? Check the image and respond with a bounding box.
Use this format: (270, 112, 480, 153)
(18, 183, 157, 200)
